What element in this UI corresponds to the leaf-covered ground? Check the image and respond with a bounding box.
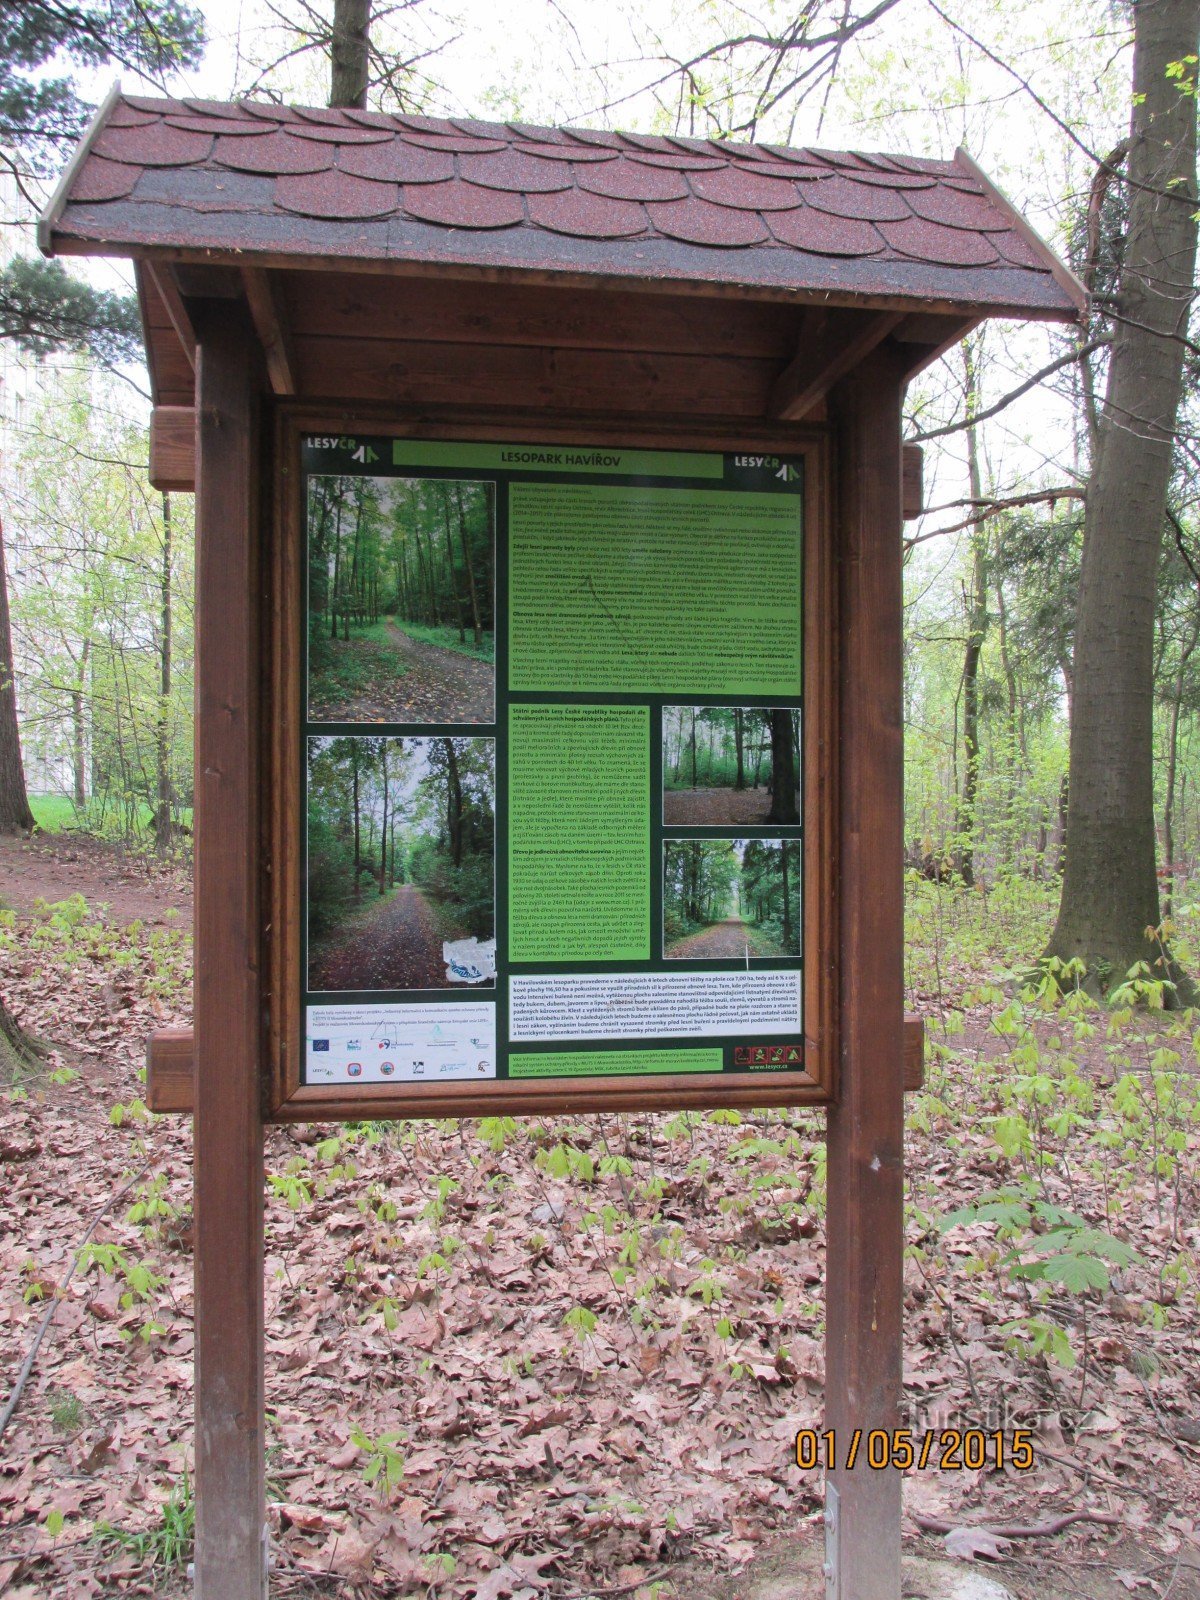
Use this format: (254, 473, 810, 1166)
(0, 848, 1198, 1597)
(310, 625, 494, 726)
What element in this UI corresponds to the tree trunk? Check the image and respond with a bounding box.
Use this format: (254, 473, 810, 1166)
(444, 738, 463, 868)
(0, 516, 34, 834)
(330, 0, 371, 109)
(734, 707, 745, 789)
(379, 744, 389, 894)
(1045, 0, 1200, 999)
(767, 709, 799, 824)
(352, 746, 361, 901)
(781, 840, 792, 948)
(0, 994, 46, 1078)
(956, 340, 988, 887)
(1163, 612, 1200, 914)
(454, 483, 483, 647)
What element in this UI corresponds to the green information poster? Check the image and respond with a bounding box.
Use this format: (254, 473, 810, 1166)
(298, 434, 804, 1090)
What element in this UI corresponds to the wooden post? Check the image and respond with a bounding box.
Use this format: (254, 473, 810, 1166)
(825, 346, 906, 1600)
(193, 306, 267, 1598)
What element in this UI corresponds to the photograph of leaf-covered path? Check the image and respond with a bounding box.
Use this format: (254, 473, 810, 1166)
(663, 706, 800, 826)
(308, 474, 495, 725)
(663, 838, 799, 959)
(308, 882, 449, 991)
(307, 735, 494, 992)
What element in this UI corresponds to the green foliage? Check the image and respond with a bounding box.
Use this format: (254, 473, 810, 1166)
(349, 1423, 406, 1498)
(93, 1470, 195, 1574)
(10, 376, 195, 851)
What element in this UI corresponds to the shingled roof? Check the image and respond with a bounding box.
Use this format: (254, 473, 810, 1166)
(40, 90, 1083, 319)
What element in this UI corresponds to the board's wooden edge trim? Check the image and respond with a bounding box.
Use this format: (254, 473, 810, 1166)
(147, 1016, 925, 1116)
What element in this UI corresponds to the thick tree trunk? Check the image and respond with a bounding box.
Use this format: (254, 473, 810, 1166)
(330, 0, 371, 109)
(0, 994, 47, 1078)
(767, 708, 799, 824)
(0, 516, 34, 834)
(1045, 0, 1200, 999)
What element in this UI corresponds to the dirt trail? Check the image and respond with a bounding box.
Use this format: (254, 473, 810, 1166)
(666, 917, 783, 960)
(313, 625, 494, 724)
(663, 787, 776, 826)
(309, 884, 455, 991)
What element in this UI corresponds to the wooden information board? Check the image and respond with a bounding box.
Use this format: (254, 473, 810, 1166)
(267, 428, 832, 1120)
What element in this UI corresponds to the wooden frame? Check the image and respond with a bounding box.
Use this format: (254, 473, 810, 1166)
(259, 406, 837, 1122)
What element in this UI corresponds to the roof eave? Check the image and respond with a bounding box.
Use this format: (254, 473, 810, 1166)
(953, 147, 1088, 319)
(37, 80, 123, 258)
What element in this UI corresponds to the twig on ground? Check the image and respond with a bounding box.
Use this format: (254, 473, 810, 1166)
(0, 1159, 151, 1446)
(912, 1508, 1120, 1539)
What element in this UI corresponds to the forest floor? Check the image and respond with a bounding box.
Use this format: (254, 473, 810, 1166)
(309, 884, 454, 992)
(0, 843, 1198, 1598)
(311, 624, 494, 725)
(663, 788, 778, 827)
(666, 917, 784, 959)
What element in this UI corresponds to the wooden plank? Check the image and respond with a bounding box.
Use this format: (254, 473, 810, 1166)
(902, 444, 923, 521)
(149, 406, 195, 493)
(192, 304, 267, 1600)
(770, 310, 905, 421)
(280, 272, 802, 358)
(145, 263, 197, 370)
(825, 344, 907, 1600)
(243, 267, 296, 396)
(145, 1027, 195, 1111)
(144, 1014, 927, 1115)
(289, 335, 779, 415)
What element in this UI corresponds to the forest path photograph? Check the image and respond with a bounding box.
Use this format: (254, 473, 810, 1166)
(307, 735, 494, 992)
(308, 474, 496, 727)
(663, 838, 800, 959)
(314, 621, 494, 726)
(307, 881, 446, 991)
(663, 707, 799, 827)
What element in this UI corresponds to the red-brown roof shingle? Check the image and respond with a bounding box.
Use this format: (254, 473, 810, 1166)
(40, 93, 1084, 317)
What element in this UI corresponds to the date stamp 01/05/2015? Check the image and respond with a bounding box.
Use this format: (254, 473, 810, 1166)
(795, 1428, 1037, 1473)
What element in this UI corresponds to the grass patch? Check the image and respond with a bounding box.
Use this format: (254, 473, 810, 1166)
(30, 795, 193, 842)
(310, 622, 408, 703)
(391, 619, 495, 663)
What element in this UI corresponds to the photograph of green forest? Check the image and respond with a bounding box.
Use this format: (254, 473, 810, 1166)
(307, 735, 494, 992)
(663, 837, 800, 959)
(663, 706, 800, 826)
(308, 474, 495, 725)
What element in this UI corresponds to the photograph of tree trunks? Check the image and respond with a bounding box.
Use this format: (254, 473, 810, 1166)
(307, 475, 495, 726)
(663, 837, 800, 959)
(662, 706, 801, 827)
(307, 735, 494, 992)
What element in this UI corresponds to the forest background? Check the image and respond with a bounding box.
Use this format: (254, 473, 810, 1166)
(5, 0, 1194, 994)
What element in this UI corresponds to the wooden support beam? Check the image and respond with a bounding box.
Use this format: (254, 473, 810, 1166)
(242, 267, 296, 396)
(770, 309, 904, 421)
(146, 1017, 926, 1113)
(148, 406, 196, 493)
(893, 312, 979, 379)
(826, 344, 907, 1600)
(902, 444, 924, 521)
(145, 263, 196, 371)
(192, 305, 267, 1599)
